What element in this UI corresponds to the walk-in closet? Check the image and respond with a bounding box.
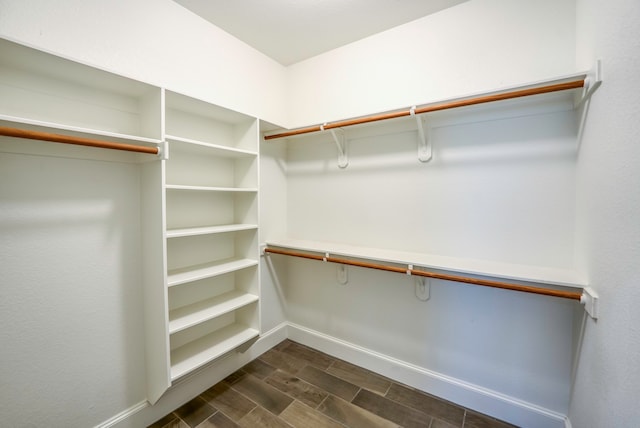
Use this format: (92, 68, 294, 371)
(1, 0, 639, 427)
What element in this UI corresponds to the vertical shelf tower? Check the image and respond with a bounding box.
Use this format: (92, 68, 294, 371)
(143, 90, 261, 403)
(0, 38, 261, 405)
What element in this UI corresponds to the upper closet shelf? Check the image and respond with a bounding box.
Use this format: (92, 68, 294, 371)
(263, 64, 602, 142)
(1, 115, 162, 146)
(0, 37, 163, 162)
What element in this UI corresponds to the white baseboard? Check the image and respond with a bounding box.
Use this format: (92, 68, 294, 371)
(97, 322, 570, 428)
(94, 400, 149, 428)
(287, 322, 568, 428)
(95, 322, 288, 428)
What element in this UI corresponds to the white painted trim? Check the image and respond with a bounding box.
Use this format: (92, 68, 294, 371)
(287, 322, 568, 428)
(93, 400, 149, 428)
(95, 322, 568, 428)
(95, 322, 288, 428)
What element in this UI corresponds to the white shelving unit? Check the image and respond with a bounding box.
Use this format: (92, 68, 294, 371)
(160, 90, 260, 391)
(1, 38, 262, 405)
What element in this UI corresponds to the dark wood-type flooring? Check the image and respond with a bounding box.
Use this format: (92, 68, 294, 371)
(148, 339, 518, 428)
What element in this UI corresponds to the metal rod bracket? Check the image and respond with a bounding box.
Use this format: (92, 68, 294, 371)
(329, 129, 348, 168)
(411, 107, 432, 162)
(576, 60, 602, 108)
(159, 139, 169, 160)
(415, 277, 431, 301)
(580, 287, 598, 320)
(337, 264, 348, 285)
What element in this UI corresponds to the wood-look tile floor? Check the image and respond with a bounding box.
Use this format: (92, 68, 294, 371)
(148, 340, 518, 428)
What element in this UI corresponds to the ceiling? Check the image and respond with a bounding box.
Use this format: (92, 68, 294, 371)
(174, 0, 468, 66)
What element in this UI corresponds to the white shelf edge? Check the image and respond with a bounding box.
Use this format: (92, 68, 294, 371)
(165, 134, 257, 157)
(167, 258, 258, 287)
(263, 71, 590, 140)
(166, 224, 258, 239)
(266, 238, 586, 289)
(0, 114, 162, 145)
(165, 184, 258, 193)
(169, 291, 259, 335)
(170, 324, 259, 380)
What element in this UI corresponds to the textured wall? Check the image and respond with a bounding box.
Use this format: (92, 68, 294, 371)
(0, 0, 287, 125)
(282, 105, 580, 420)
(0, 152, 145, 427)
(570, 0, 640, 426)
(286, 0, 576, 128)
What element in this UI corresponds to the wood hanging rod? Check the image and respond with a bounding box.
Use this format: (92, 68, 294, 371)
(264, 79, 586, 141)
(264, 246, 583, 301)
(0, 126, 159, 155)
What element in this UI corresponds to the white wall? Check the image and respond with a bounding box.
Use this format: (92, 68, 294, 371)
(0, 152, 145, 427)
(279, 105, 580, 426)
(0, 0, 288, 125)
(286, 0, 576, 128)
(266, 0, 583, 425)
(1, 0, 615, 426)
(285, 107, 578, 268)
(0, 1, 287, 426)
(259, 136, 289, 332)
(570, 0, 640, 426)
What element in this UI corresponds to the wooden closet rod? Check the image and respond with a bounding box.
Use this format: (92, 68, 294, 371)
(264, 79, 586, 140)
(264, 246, 583, 301)
(0, 126, 159, 155)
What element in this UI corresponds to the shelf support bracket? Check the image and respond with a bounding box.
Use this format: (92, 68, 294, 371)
(414, 277, 430, 301)
(337, 264, 348, 285)
(411, 107, 432, 162)
(159, 139, 169, 160)
(576, 60, 603, 108)
(328, 128, 348, 168)
(580, 287, 598, 320)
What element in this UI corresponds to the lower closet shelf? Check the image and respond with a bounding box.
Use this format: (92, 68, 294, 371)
(167, 258, 258, 287)
(170, 324, 259, 380)
(169, 291, 259, 334)
(266, 239, 586, 288)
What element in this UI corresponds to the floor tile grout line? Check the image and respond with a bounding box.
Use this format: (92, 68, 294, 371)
(382, 380, 394, 397)
(350, 386, 363, 403)
(150, 340, 517, 428)
(295, 396, 353, 428)
(173, 412, 189, 428)
(280, 398, 299, 417)
(193, 409, 218, 428)
(225, 377, 271, 419)
(315, 390, 331, 411)
(378, 381, 468, 427)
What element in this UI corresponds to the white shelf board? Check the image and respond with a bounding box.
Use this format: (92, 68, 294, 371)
(166, 134, 257, 158)
(167, 258, 258, 287)
(170, 323, 259, 380)
(165, 184, 258, 193)
(0, 114, 161, 145)
(266, 238, 586, 288)
(169, 290, 259, 334)
(263, 71, 590, 141)
(166, 224, 258, 239)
